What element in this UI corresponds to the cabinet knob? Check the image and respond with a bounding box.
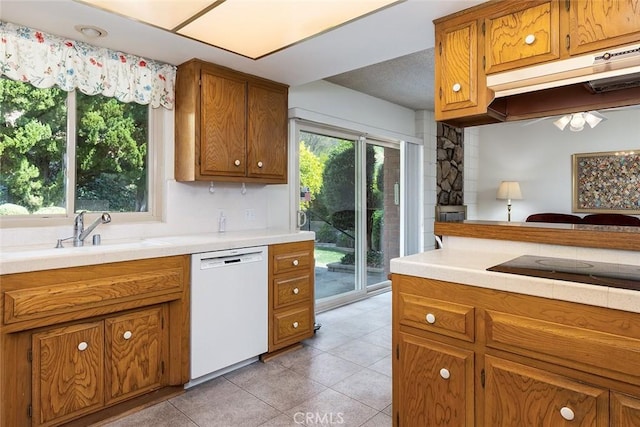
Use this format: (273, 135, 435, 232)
(123, 330, 133, 340)
(292, 321, 299, 329)
(560, 407, 575, 421)
(525, 34, 536, 45)
(293, 287, 300, 295)
(425, 313, 436, 324)
(452, 83, 461, 92)
(234, 159, 241, 166)
(439, 368, 450, 379)
(257, 161, 263, 168)
(78, 341, 88, 351)
(292, 259, 299, 266)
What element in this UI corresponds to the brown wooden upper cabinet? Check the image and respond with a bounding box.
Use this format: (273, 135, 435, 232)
(175, 59, 288, 184)
(433, 0, 640, 126)
(484, 0, 561, 74)
(568, 0, 640, 56)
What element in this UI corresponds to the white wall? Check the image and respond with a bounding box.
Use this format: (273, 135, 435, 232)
(1, 81, 419, 249)
(471, 108, 640, 222)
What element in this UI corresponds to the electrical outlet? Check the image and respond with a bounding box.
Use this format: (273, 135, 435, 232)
(244, 209, 255, 221)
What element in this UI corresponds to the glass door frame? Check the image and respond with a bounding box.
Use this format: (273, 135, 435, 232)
(290, 118, 411, 312)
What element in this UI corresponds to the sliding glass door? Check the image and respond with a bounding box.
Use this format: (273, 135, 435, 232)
(298, 125, 403, 311)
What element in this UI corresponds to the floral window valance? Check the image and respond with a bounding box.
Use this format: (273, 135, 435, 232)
(0, 21, 176, 109)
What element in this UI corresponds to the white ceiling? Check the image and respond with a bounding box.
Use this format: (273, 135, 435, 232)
(0, 0, 484, 110)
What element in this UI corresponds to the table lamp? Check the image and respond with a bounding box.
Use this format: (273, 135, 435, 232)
(496, 181, 522, 222)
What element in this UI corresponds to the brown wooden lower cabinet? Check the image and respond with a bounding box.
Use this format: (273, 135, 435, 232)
(1, 256, 190, 427)
(392, 274, 640, 427)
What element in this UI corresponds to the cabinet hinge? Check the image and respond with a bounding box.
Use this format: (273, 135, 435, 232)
(161, 360, 165, 374)
(481, 368, 486, 388)
(27, 349, 32, 363)
(482, 56, 486, 70)
(28, 404, 32, 418)
(481, 22, 485, 35)
(438, 42, 442, 55)
(395, 344, 399, 360)
(565, 0, 570, 12)
(566, 34, 571, 51)
(396, 412, 400, 426)
(161, 316, 164, 329)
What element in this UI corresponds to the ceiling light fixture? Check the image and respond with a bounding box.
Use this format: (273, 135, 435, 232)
(553, 111, 606, 132)
(74, 24, 108, 38)
(75, 0, 402, 59)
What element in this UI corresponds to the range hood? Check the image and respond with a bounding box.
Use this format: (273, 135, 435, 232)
(487, 43, 640, 98)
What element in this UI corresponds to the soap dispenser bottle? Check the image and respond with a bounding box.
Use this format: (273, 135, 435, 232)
(218, 211, 226, 233)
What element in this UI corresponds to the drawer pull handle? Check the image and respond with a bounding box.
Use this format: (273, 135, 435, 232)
(439, 368, 450, 379)
(292, 321, 299, 329)
(524, 34, 536, 45)
(293, 287, 300, 295)
(78, 342, 88, 351)
(257, 161, 263, 168)
(452, 83, 461, 92)
(426, 313, 436, 324)
(560, 407, 575, 421)
(292, 259, 299, 266)
(234, 159, 241, 166)
(123, 331, 133, 340)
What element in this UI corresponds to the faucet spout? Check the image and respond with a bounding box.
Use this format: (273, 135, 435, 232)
(73, 212, 111, 246)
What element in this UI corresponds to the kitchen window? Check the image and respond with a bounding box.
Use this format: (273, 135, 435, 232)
(0, 77, 159, 221)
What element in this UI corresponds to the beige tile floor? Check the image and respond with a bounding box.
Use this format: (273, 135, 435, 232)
(103, 291, 392, 427)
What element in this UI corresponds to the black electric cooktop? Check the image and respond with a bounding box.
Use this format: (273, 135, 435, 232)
(487, 255, 640, 291)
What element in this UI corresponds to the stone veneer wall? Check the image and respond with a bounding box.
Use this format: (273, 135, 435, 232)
(437, 122, 464, 205)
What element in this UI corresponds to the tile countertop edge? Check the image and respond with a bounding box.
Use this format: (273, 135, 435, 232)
(0, 230, 315, 275)
(390, 249, 640, 314)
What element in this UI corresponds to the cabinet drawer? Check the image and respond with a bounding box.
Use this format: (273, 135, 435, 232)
(272, 250, 313, 275)
(273, 306, 313, 345)
(273, 274, 312, 309)
(485, 355, 609, 426)
(486, 310, 640, 379)
(4, 267, 183, 324)
(485, 1, 560, 74)
(398, 292, 475, 342)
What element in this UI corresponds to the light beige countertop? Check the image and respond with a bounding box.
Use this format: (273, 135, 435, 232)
(0, 229, 314, 275)
(390, 247, 640, 314)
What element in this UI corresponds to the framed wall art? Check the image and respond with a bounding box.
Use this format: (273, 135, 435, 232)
(572, 150, 640, 214)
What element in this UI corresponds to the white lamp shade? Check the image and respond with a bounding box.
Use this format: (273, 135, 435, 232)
(496, 181, 523, 200)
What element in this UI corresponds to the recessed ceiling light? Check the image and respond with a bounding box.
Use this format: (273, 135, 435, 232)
(74, 25, 108, 38)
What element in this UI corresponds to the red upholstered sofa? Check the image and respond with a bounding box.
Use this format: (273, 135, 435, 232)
(525, 212, 640, 226)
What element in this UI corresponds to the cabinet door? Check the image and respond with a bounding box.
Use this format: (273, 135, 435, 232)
(247, 82, 287, 182)
(611, 392, 640, 427)
(32, 322, 104, 427)
(485, 0, 560, 74)
(200, 70, 246, 177)
(485, 355, 608, 427)
(569, 0, 640, 55)
(395, 332, 474, 426)
(436, 19, 479, 114)
(105, 307, 165, 404)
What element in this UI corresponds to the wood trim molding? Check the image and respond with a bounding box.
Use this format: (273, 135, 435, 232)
(434, 221, 640, 251)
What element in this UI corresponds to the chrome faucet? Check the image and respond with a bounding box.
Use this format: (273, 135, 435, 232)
(73, 211, 111, 247)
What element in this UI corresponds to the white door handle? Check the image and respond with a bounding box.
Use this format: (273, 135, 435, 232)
(234, 159, 241, 166)
(452, 83, 461, 92)
(292, 321, 299, 329)
(292, 259, 299, 266)
(123, 330, 132, 340)
(426, 313, 436, 324)
(293, 288, 299, 294)
(439, 368, 450, 379)
(257, 161, 263, 168)
(560, 407, 575, 421)
(78, 342, 88, 351)
(525, 34, 536, 45)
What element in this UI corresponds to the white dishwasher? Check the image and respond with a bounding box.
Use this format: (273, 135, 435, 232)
(189, 246, 268, 387)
